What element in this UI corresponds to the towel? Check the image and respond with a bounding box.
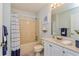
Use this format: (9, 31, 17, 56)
(2, 25, 8, 55)
(3, 25, 8, 36)
(61, 28, 67, 36)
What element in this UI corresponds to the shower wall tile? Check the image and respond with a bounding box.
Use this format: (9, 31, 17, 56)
(11, 15, 20, 56)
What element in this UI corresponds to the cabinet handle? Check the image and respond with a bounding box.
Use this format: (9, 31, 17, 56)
(63, 51, 65, 53)
(49, 44, 52, 47)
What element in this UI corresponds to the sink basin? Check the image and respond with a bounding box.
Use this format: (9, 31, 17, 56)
(61, 40, 73, 45)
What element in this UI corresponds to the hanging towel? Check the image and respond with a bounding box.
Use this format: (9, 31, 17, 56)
(61, 28, 67, 36)
(2, 25, 8, 55)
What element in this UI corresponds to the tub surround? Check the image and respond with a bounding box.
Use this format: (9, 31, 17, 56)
(11, 14, 20, 56)
(43, 36, 79, 54)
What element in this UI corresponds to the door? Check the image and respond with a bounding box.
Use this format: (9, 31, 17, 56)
(0, 3, 2, 56)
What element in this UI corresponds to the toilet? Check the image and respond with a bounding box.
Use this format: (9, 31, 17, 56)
(34, 44, 43, 56)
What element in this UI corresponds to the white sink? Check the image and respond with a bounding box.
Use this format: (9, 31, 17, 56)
(61, 40, 73, 45)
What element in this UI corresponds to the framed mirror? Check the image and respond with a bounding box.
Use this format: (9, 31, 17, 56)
(51, 3, 79, 40)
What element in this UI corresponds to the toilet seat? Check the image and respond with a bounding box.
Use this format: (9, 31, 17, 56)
(34, 44, 43, 56)
(34, 45, 43, 51)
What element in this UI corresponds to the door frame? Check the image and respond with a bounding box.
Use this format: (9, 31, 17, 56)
(0, 3, 3, 56)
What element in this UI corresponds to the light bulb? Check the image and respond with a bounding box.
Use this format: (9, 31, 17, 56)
(51, 4, 54, 8)
(51, 3, 64, 8)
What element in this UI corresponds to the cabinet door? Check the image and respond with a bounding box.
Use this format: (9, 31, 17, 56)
(44, 41, 52, 56)
(62, 50, 73, 56)
(51, 43, 63, 56)
(64, 51, 72, 56)
(44, 41, 63, 56)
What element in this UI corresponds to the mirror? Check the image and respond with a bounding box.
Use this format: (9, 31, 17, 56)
(51, 3, 79, 40)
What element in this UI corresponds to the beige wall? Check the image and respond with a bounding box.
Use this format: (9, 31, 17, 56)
(37, 4, 52, 38)
(19, 16, 36, 45)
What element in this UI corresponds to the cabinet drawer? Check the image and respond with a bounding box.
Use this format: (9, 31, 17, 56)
(63, 48, 79, 56)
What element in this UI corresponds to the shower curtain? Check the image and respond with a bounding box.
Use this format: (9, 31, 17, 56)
(19, 16, 36, 55)
(19, 17, 36, 44)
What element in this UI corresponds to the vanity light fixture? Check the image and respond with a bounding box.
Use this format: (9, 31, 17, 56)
(51, 3, 64, 8)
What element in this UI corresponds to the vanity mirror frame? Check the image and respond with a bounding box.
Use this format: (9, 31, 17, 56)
(51, 3, 79, 39)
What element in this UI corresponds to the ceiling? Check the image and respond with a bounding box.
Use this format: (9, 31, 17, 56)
(11, 3, 48, 13)
(52, 3, 79, 14)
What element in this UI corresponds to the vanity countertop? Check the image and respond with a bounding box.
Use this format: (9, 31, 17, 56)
(42, 36, 79, 53)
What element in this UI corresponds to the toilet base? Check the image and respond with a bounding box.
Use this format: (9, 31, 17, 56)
(35, 52, 40, 56)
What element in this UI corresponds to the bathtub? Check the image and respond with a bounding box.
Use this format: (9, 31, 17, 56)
(20, 41, 40, 56)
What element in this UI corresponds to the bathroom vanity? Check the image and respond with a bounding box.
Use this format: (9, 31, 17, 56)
(43, 37, 79, 56)
(47, 4, 79, 56)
